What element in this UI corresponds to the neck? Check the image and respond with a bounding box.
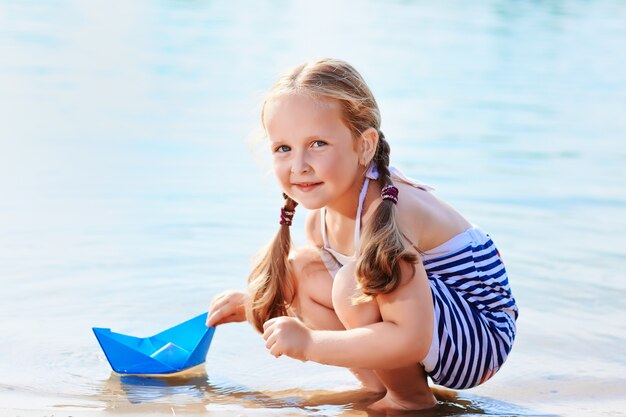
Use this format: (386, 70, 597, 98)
(325, 175, 367, 220)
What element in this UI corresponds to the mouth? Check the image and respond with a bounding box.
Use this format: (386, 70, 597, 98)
(293, 182, 323, 192)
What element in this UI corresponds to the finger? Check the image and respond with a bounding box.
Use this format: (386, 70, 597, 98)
(207, 305, 223, 324)
(269, 343, 282, 358)
(206, 307, 223, 326)
(264, 329, 277, 350)
(216, 312, 240, 326)
(266, 335, 280, 357)
(211, 290, 238, 309)
(206, 308, 216, 326)
(262, 322, 275, 342)
(209, 293, 225, 306)
(263, 317, 280, 332)
(208, 305, 236, 327)
(209, 296, 229, 312)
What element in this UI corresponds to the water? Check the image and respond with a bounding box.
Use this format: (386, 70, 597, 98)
(1, 1, 625, 416)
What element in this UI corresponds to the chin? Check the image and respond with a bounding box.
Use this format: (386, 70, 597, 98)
(291, 199, 324, 210)
(284, 188, 328, 210)
(285, 194, 326, 210)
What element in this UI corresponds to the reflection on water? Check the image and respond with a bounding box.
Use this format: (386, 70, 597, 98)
(1, 0, 625, 416)
(102, 367, 211, 412)
(97, 367, 540, 417)
(115, 374, 207, 405)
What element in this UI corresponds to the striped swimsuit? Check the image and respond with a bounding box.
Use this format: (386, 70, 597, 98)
(319, 166, 518, 389)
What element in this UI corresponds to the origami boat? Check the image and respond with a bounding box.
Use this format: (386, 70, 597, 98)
(93, 312, 215, 375)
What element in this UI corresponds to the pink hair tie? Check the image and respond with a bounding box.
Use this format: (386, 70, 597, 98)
(381, 184, 399, 204)
(280, 207, 295, 226)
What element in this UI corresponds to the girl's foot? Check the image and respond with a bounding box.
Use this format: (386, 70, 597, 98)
(367, 391, 437, 414)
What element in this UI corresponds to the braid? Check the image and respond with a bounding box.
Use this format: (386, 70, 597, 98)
(247, 194, 298, 332)
(355, 131, 418, 301)
(374, 131, 392, 186)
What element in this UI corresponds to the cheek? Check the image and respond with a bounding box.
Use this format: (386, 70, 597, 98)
(317, 160, 337, 178)
(272, 159, 290, 183)
(320, 151, 357, 177)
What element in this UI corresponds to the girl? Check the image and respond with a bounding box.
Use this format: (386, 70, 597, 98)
(207, 58, 518, 413)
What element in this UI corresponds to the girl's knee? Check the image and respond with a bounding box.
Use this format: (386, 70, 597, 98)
(332, 263, 382, 328)
(331, 262, 358, 306)
(289, 247, 333, 304)
(289, 247, 328, 285)
(288, 247, 340, 329)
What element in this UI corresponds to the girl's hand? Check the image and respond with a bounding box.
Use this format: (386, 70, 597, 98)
(206, 290, 247, 327)
(262, 316, 312, 362)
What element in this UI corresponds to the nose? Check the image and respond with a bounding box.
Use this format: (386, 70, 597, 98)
(291, 151, 311, 174)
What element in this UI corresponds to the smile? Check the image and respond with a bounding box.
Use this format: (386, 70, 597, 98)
(293, 182, 322, 192)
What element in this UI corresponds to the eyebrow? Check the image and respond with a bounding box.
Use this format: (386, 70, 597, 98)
(269, 135, 326, 143)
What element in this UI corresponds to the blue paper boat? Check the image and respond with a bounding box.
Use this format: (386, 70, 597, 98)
(93, 312, 215, 375)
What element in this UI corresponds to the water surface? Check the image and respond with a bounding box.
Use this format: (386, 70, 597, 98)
(1, 1, 625, 416)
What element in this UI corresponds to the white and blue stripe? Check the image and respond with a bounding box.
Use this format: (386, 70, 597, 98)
(421, 227, 518, 389)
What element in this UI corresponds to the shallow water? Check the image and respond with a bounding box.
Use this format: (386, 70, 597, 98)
(1, 1, 626, 416)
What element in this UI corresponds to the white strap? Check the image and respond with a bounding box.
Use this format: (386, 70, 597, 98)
(321, 175, 370, 258)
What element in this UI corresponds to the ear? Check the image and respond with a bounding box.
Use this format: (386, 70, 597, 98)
(359, 128, 379, 166)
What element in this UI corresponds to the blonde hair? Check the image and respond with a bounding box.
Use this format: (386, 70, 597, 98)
(247, 58, 417, 332)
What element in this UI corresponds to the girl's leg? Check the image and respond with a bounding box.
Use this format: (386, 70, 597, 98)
(331, 262, 438, 413)
(288, 248, 385, 393)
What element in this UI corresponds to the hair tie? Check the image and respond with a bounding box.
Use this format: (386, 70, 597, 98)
(381, 184, 399, 204)
(280, 207, 295, 226)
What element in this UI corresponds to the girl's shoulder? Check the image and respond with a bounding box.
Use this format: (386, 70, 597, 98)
(364, 179, 471, 253)
(391, 182, 437, 250)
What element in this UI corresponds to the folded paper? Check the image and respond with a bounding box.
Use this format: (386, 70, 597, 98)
(93, 312, 215, 375)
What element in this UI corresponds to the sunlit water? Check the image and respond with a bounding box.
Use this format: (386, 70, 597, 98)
(1, 1, 625, 416)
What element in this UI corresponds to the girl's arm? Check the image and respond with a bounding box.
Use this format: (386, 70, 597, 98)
(263, 260, 434, 370)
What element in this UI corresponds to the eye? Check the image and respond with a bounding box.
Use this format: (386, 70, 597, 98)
(274, 145, 291, 153)
(311, 140, 327, 148)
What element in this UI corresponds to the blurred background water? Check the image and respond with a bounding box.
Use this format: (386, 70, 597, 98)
(1, 1, 625, 416)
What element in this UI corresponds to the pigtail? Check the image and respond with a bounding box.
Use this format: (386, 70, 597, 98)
(246, 194, 298, 332)
(355, 132, 418, 301)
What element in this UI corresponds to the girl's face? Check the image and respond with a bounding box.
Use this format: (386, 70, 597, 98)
(264, 94, 364, 212)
